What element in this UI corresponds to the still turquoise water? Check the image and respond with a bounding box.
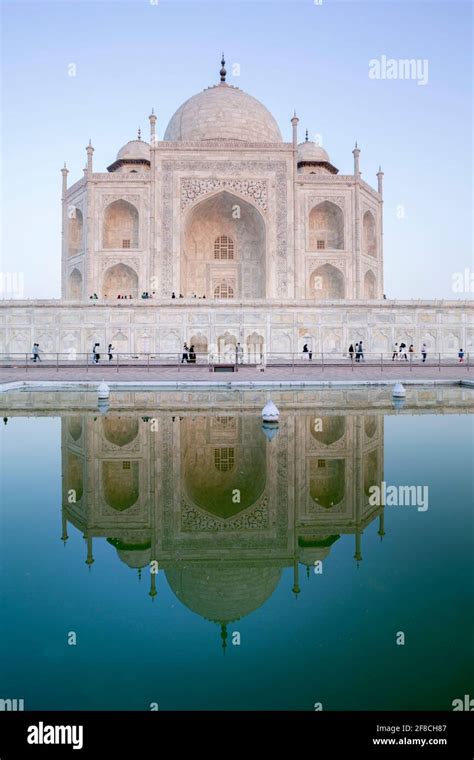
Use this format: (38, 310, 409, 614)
(0, 402, 472, 711)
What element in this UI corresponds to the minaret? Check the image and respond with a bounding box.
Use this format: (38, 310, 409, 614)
(149, 108, 157, 144)
(86, 140, 94, 174)
(61, 163, 69, 298)
(291, 112, 299, 299)
(291, 111, 299, 149)
(61, 162, 69, 196)
(352, 141, 361, 177)
(376, 166, 384, 298)
(149, 109, 157, 298)
(352, 142, 361, 298)
(376, 165, 384, 196)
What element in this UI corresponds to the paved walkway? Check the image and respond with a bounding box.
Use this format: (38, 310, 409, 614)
(0, 363, 470, 384)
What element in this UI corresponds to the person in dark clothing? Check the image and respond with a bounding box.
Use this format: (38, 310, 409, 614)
(108, 344, 114, 361)
(181, 343, 189, 363)
(348, 344, 354, 361)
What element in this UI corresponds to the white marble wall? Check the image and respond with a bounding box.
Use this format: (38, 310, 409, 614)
(1, 300, 471, 357)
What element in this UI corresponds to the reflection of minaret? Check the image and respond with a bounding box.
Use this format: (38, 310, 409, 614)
(85, 535, 94, 569)
(220, 624, 228, 654)
(61, 506, 69, 545)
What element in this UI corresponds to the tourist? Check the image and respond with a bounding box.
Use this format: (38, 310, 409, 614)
(31, 343, 41, 362)
(359, 340, 364, 361)
(458, 348, 464, 363)
(348, 344, 354, 361)
(399, 341, 408, 361)
(93, 343, 100, 363)
(179, 293, 183, 299)
(302, 343, 309, 361)
(409, 344, 414, 355)
(108, 343, 114, 361)
(236, 342, 244, 364)
(421, 343, 427, 363)
(355, 342, 360, 362)
(171, 292, 176, 299)
(392, 342, 398, 360)
(181, 343, 189, 363)
(189, 344, 196, 363)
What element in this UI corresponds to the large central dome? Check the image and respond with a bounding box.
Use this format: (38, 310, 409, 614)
(163, 82, 282, 143)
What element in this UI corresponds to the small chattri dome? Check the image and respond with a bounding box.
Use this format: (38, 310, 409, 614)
(297, 140, 330, 164)
(297, 136, 338, 175)
(116, 139, 150, 161)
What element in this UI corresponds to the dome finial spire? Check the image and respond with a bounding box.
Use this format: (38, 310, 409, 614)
(305, 129, 309, 142)
(137, 127, 141, 141)
(220, 52, 226, 83)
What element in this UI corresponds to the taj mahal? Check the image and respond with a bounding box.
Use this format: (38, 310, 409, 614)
(1, 56, 471, 358)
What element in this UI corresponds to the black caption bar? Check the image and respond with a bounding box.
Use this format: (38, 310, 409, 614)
(0, 711, 472, 757)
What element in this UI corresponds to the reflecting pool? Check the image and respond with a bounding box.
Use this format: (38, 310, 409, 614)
(0, 391, 472, 710)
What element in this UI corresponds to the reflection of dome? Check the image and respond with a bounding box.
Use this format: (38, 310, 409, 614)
(116, 548, 151, 569)
(116, 139, 150, 161)
(166, 564, 282, 623)
(164, 84, 282, 143)
(107, 538, 151, 568)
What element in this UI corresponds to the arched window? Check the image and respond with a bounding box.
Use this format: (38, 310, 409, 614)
(309, 201, 344, 250)
(214, 235, 234, 260)
(68, 208, 83, 257)
(364, 270, 377, 299)
(214, 281, 234, 299)
(68, 268, 83, 299)
(363, 211, 377, 257)
(103, 199, 139, 249)
(309, 263, 345, 300)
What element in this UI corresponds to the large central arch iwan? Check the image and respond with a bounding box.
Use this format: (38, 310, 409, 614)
(182, 190, 266, 299)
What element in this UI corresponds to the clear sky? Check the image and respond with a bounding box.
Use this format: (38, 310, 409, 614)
(1, 0, 472, 299)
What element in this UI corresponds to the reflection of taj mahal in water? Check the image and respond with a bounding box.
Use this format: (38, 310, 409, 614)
(62, 411, 384, 644)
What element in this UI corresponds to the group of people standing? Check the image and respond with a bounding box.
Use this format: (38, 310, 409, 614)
(181, 343, 197, 363)
(348, 341, 365, 362)
(92, 343, 114, 363)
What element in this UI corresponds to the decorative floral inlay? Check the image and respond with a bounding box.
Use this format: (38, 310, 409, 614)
(181, 495, 269, 532)
(181, 178, 268, 213)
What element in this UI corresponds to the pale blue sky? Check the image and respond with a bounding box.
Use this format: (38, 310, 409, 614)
(1, 0, 472, 298)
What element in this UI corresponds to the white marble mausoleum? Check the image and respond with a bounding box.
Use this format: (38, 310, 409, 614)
(1, 57, 472, 358)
